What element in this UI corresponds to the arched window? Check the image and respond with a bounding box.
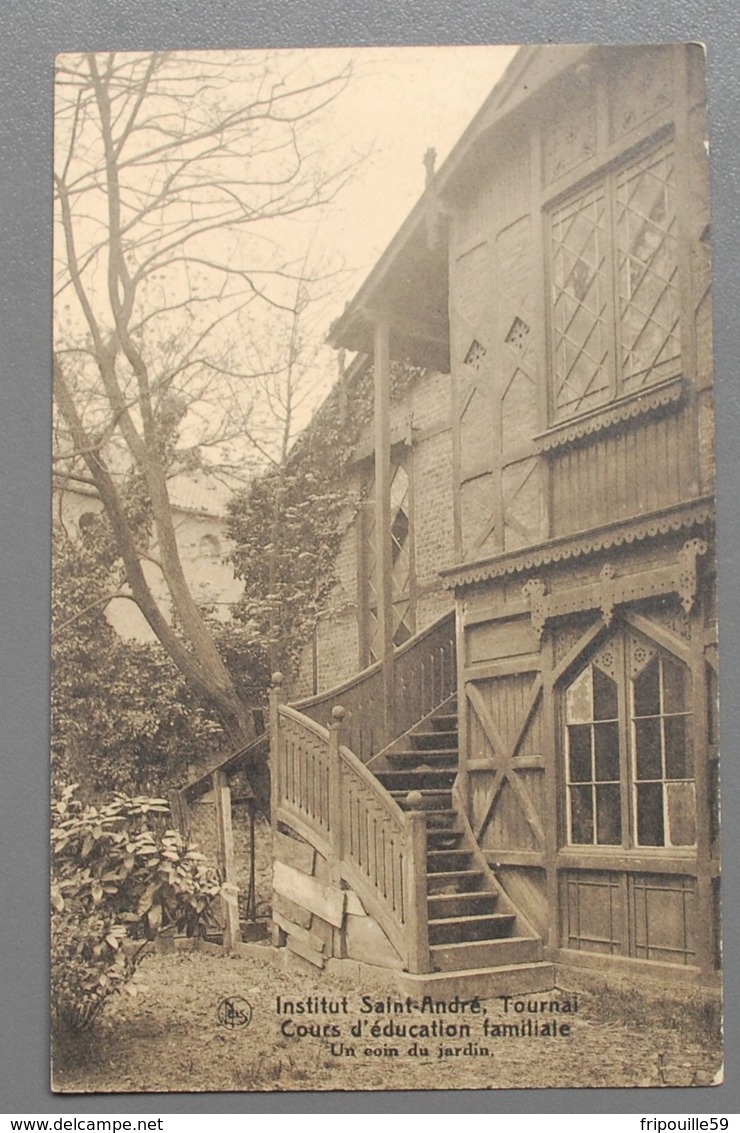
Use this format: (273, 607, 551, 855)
(199, 533, 221, 560)
(564, 627, 694, 849)
(78, 510, 97, 536)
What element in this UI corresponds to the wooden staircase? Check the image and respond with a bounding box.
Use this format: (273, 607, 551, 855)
(272, 612, 552, 995)
(371, 700, 549, 983)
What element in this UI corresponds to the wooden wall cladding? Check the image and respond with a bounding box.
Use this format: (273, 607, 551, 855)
(561, 868, 698, 965)
(467, 616, 538, 665)
(497, 866, 549, 936)
(550, 410, 697, 537)
(465, 668, 546, 854)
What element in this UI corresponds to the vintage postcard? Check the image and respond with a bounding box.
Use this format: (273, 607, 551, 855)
(51, 43, 721, 1092)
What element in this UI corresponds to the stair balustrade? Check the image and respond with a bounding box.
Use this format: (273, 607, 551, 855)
(293, 610, 456, 762)
(270, 681, 430, 973)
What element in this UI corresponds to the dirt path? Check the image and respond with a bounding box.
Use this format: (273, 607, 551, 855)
(52, 948, 722, 1094)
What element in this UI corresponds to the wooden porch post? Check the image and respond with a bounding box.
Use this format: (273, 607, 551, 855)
(269, 672, 284, 947)
(213, 769, 240, 953)
(269, 672, 284, 816)
(374, 312, 395, 746)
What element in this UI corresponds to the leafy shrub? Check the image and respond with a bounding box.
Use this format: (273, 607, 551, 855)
(51, 786, 220, 1035)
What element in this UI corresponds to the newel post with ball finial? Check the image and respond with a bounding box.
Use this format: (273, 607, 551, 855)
(328, 705, 346, 883)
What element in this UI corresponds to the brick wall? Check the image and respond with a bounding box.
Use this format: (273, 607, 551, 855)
(298, 368, 455, 696)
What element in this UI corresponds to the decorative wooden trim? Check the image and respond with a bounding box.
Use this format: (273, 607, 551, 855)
(532, 377, 684, 456)
(621, 610, 692, 666)
(551, 620, 605, 685)
(539, 111, 675, 210)
(442, 498, 713, 590)
(522, 538, 709, 640)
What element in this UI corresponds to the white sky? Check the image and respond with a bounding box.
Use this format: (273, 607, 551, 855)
(317, 46, 518, 298)
(278, 44, 519, 426)
(54, 46, 519, 466)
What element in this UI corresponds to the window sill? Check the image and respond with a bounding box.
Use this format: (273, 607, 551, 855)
(534, 376, 685, 455)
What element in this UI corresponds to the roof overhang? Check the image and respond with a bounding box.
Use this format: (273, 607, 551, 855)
(328, 202, 450, 372)
(327, 45, 597, 369)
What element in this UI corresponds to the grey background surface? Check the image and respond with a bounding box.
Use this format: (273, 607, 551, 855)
(2, 0, 738, 1114)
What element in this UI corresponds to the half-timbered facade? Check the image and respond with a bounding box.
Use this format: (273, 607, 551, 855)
(198, 45, 717, 995)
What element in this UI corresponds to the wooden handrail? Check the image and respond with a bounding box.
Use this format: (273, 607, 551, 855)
(337, 742, 407, 826)
(272, 697, 430, 973)
(292, 659, 383, 713)
(292, 609, 455, 762)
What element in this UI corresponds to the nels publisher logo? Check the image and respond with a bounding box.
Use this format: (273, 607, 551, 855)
(217, 996, 253, 1029)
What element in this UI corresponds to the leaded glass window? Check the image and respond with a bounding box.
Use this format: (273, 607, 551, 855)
(361, 460, 414, 665)
(551, 184, 611, 420)
(549, 139, 681, 423)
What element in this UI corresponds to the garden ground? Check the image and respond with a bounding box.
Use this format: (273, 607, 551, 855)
(52, 944, 722, 1094)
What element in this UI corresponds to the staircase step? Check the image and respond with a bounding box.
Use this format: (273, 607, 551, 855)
(377, 768, 457, 792)
(424, 809, 460, 829)
(430, 936, 542, 972)
(431, 714, 458, 731)
(387, 749, 458, 767)
(408, 731, 460, 751)
(426, 849, 475, 873)
(426, 829, 464, 851)
(428, 913, 516, 945)
(428, 891, 500, 919)
(426, 869, 486, 894)
(391, 789, 453, 810)
(387, 747, 455, 765)
(393, 961, 554, 1000)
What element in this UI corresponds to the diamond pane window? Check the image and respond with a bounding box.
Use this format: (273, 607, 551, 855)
(616, 144, 680, 390)
(551, 183, 611, 421)
(548, 140, 681, 422)
(361, 461, 414, 663)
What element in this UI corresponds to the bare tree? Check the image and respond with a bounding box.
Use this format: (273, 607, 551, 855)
(53, 50, 352, 735)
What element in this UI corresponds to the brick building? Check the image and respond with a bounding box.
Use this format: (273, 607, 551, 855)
(292, 356, 456, 699)
(56, 472, 243, 642)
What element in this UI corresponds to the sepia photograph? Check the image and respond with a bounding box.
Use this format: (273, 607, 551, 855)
(50, 42, 721, 1093)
